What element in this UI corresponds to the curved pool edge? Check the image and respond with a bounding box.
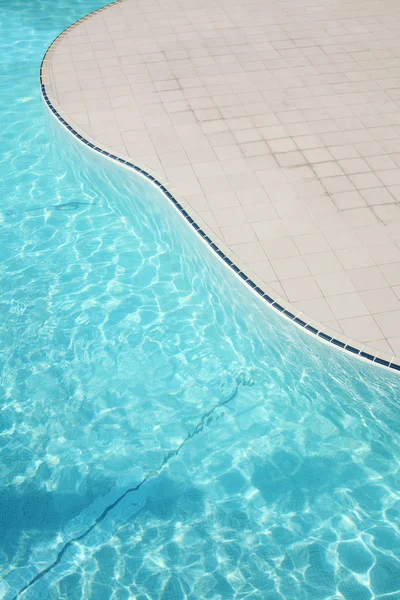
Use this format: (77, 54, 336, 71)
(40, 8, 400, 374)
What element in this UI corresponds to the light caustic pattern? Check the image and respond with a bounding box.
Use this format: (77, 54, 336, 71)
(0, 1, 400, 599)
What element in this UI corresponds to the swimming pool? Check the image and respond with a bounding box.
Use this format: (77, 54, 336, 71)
(1, 1, 400, 599)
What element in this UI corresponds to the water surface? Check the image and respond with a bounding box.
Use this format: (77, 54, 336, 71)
(1, 1, 400, 598)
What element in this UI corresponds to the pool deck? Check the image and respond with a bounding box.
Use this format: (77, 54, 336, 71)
(43, 0, 400, 364)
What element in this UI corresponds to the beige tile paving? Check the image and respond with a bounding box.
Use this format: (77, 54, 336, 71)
(45, 0, 400, 362)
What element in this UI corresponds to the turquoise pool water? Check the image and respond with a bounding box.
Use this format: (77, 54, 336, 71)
(1, 1, 400, 599)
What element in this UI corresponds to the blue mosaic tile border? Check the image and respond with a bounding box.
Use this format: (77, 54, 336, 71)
(40, 36, 400, 374)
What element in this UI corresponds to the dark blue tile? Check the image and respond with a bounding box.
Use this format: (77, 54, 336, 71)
(283, 310, 295, 319)
(360, 351, 375, 361)
(375, 357, 390, 367)
(294, 317, 307, 327)
(305, 325, 318, 334)
(273, 303, 284, 312)
(318, 332, 332, 342)
(262, 293, 273, 303)
(332, 339, 346, 348)
(346, 345, 359, 354)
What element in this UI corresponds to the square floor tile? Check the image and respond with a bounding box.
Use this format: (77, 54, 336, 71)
(380, 263, 400, 286)
(326, 292, 369, 320)
(338, 315, 383, 343)
(261, 237, 299, 260)
(374, 310, 400, 338)
(252, 219, 289, 241)
(236, 187, 270, 206)
(332, 191, 366, 209)
(247, 260, 277, 283)
(270, 255, 311, 280)
(388, 336, 400, 356)
(360, 288, 400, 313)
(304, 251, 343, 275)
(329, 145, 360, 160)
(313, 162, 344, 178)
(292, 232, 330, 255)
(213, 206, 248, 227)
(221, 223, 258, 244)
(373, 204, 400, 222)
(348, 266, 388, 291)
(268, 138, 298, 153)
(281, 276, 323, 302)
(361, 187, 396, 205)
(282, 215, 319, 236)
(349, 172, 383, 189)
(366, 155, 398, 171)
(230, 241, 267, 263)
(243, 202, 279, 223)
(378, 168, 400, 186)
(366, 339, 395, 355)
(315, 271, 356, 296)
(293, 297, 334, 322)
(303, 147, 333, 163)
(338, 158, 371, 174)
(321, 176, 355, 193)
(343, 207, 378, 227)
(355, 224, 392, 246)
(207, 191, 240, 209)
(366, 243, 400, 265)
(336, 247, 375, 269)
